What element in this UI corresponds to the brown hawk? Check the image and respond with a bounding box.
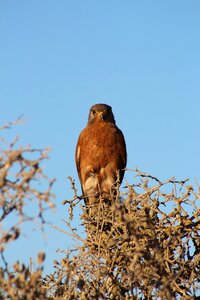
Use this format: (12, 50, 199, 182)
(75, 103, 127, 205)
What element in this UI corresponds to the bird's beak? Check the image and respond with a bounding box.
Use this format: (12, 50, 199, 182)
(98, 112, 104, 120)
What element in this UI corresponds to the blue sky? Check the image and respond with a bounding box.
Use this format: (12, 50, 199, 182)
(1, 1, 200, 274)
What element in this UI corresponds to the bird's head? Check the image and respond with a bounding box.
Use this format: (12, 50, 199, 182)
(88, 104, 116, 124)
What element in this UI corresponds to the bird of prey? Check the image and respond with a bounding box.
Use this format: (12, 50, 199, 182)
(75, 103, 127, 207)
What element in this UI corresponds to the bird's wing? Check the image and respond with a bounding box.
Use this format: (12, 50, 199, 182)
(75, 132, 82, 178)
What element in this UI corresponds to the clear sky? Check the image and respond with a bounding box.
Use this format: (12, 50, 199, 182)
(1, 1, 200, 274)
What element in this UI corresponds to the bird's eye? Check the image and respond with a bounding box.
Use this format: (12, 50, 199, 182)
(92, 109, 96, 114)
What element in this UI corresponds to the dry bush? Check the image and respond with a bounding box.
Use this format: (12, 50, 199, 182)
(1, 121, 200, 299)
(0, 120, 55, 299)
(47, 173, 200, 300)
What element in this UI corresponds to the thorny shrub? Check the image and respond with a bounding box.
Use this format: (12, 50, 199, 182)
(49, 173, 200, 300)
(0, 121, 200, 299)
(0, 120, 55, 299)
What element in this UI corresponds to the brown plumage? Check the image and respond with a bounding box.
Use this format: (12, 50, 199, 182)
(75, 103, 127, 205)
